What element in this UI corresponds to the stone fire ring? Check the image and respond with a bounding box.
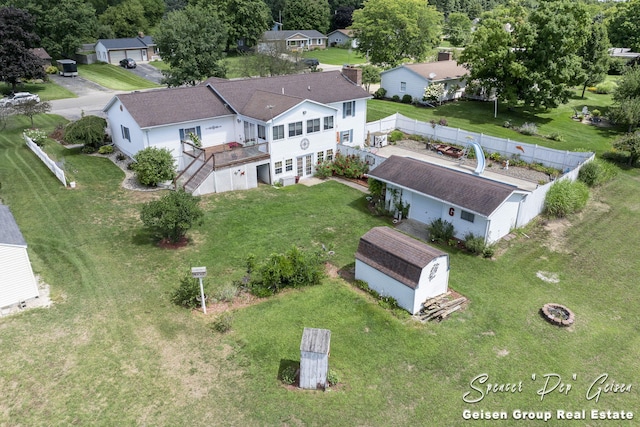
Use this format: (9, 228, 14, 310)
(541, 303, 575, 327)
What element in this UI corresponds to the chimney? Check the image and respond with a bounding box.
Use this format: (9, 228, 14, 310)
(438, 51, 452, 61)
(138, 31, 145, 38)
(342, 65, 362, 86)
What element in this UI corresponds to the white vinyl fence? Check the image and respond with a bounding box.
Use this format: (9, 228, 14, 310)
(366, 113, 593, 172)
(24, 134, 68, 187)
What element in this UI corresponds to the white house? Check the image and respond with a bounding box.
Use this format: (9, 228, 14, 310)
(258, 30, 327, 52)
(380, 59, 468, 103)
(327, 29, 358, 48)
(103, 68, 370, 194)
(355, 226, 450, 315)
(95, 36, 157, 64)
(0, 205, 39, 309)
(367, 156, 528, 244)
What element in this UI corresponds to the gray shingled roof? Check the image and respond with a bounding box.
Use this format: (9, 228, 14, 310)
(0, 205, 27, 247)
(205, 71, 370, 119)
(97, 37, 154, 50)
(355, 227, 446, 290)
(262, 30, 327, 41)
(368, 156, 516, 217)
(114, 86, 234, 128)
(382, 60, 468, 82)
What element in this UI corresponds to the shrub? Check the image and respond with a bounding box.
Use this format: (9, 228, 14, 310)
(280, 365, 297, 385)
(391, 95, 400, 102)
(608, 57, 628, 75)
(171, 272, 205, 308)
(140, 189, 204, 243)
(482, 245, 495, 258)
(438, 117, 448, 127)
(331, 152, 369, 179)
(544, 179, 589, 218)
(547, 132, 564, 142)
(373, 87, 387, 99)
(464, 233, 486, 255)
(314, 160, 333, 179)
(407, 134, 426, 142)
(132, 146, 177, 186)
(401, 94, 413, 104)
(116, 152, 127, 161)
(210, 312, 233, 333)
(503, 120, 512, 128)
(81, 145, 97, 154)
(488, 152, 503, 162)
(595, 81, 617, 94)
(327, 369, 340, 386)
(64, 115, 107, 148)
(518, 122, 538, 136)
(211, 283, 238, 302)
(388, 130, 404, 143)
(45, 65, 58, 74)
(98, 145, 114, 154)
(24, 128, 48, 146)
(427, 218, 455, 243)
(578, 159, 618, 187)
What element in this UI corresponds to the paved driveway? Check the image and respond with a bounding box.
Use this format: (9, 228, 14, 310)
(122, 63, 164, 84)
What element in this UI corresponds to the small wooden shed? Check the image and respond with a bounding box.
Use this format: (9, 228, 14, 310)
(0, 205, 39, 309)
(355, 227, 449, 314)
(299, 327, 331, 390)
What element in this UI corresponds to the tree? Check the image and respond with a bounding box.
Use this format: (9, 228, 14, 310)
(64, 115, 107, 148)
(132, 146, 176, 187)
(351, 0, 443, 67)
(360, 64, 380, 93)
(612, 130, 640, 166)
(423, 83, 446, 105)
(140, 189, 204, 243)
(283, 0, 330, 34)
(611, 66, 640, 131)
(460, 0, 590, 109)
(444, 12, 472, 47)
(0, 7, 46, 91)
(99, 0, 149, 38)
(237, 42, 300, 77)
(222, 0, 272, 51)
(13, 100, 51, 127)
(331, 6, 355, 31)
(607, 0, 640, 52)
(154, 4, 227, 86)
(578, 16, 610, 98)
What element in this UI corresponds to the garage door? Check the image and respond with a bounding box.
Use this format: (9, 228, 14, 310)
(125, 49, 143, 61)
(109, 50, 126, 64)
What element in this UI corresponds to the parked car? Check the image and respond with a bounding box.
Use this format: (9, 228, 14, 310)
(119, 58, 137, 69)
(0, 92, 40, 107)
(302, 58, 319, 68)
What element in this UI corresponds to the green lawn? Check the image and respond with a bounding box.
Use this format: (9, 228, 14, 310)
(0, 80, 77, 101)
(1, 109, 639, 425)
(77, 63, 162, 91)
(301, 47, 367, 65)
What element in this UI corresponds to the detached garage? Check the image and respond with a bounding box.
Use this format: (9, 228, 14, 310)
(0, 205, 39, 309)
(355, 227, 449, 315)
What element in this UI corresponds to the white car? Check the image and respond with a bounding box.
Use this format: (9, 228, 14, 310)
(0, 92, 40, 107)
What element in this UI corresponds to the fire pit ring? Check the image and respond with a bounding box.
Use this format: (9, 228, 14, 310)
(541, 303, 574, 327)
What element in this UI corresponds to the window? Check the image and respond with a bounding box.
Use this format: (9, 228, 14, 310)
(288, 121, 303, 137)
(400, 82, 407, 92)
(285, 158, 293, 172)
(340, 130, 352, 143)
(323, 116, 334, 130)
(326, 149, 334, 161)
(461, 210, 475, 223)
(306, 118, 320, 133)
(121, 125, 130, 142)
(317, 151, 324, 164)
(258, 124, 266, 140)
(275, 161, 283, 174)
(305, 154, 313, 175)
(273, 125, 284, 140)
(179, 126, 200, 142)
(342, 101, 355, 118)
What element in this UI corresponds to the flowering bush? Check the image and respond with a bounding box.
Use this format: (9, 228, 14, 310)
(24, 128, 48, 146)
(423, 83, 446, 104)
(331, 152, 369, 179)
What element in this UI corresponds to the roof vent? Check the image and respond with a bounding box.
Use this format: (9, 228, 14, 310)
(282, 87, 284, 95)
(308, 85, 311, 91)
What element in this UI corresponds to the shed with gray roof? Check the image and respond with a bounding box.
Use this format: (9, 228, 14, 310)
(355, 227, 449, 314)
(0, 205, 39, 308)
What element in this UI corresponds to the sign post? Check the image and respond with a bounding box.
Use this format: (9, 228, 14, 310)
(191, 267, 208, 314)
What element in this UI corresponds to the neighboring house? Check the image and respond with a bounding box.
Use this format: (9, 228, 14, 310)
(355, 226, 450, 315)
(327, 29, 358, 48)
(30, 48, 52, 68)
(95, 35, 157, 64)
(103, 67, 370, 195)
(0, 204, 39, 309)
(259, 30, 327, 52)
(380, 59, 468, 103)
(367, 156, 528, 244)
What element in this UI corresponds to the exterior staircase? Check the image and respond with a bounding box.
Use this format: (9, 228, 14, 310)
(183, 162, 213, 193)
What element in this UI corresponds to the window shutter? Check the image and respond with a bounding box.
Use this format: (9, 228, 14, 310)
(179, 129, 185, 141)
(352, 101, 355, 116)
(196, 126, 201, 137)
(349, 130, 353, 142)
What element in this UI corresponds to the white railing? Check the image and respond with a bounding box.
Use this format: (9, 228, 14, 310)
(23, 134, 68, 187)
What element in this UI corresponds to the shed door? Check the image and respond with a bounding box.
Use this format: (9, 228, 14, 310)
(109, 50, 126, 64)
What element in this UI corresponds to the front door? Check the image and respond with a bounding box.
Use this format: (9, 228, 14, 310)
(296, 154, 314, 178)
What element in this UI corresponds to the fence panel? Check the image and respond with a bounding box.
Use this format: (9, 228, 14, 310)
(23, 134, 67, 187)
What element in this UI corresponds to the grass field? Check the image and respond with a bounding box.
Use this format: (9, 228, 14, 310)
(0, 108, 639, 426)
(77, 63, 161, 91)
(0, 80, 77, 101)
(301, 47, 367, 65)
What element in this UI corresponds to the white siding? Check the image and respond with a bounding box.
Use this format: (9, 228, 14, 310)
(486, 194, 523, 244)
(381, 67, 429, 102)
(328, 98, 368, 148)
(0, 245, 39, 308)
(95, 42, 109, 63)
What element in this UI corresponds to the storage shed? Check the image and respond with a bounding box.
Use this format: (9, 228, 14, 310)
(0, 205, 39, 309)
(299, 327, 331, 390)
(355, 227, 449, 314)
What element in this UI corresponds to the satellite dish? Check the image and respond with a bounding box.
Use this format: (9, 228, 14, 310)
(429, 72, 436, 79)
